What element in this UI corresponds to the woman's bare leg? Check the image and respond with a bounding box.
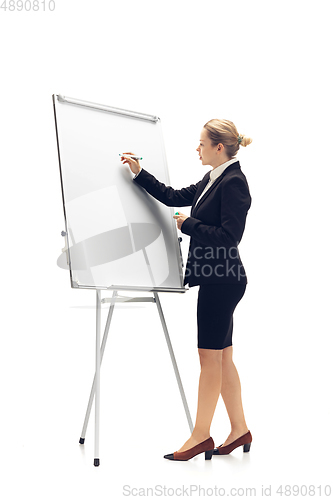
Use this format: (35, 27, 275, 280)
(219, 345, 249, 446)
(176, 348, 222, 453)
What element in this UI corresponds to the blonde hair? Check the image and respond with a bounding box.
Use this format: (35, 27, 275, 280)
(204, 119, 252, 158)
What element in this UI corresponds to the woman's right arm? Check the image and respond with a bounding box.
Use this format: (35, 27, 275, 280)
(134, 168, 201, 207)
(121, 154, 200, 207)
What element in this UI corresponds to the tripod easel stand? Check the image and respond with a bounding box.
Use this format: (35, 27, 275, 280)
(78, 289, 194, 466)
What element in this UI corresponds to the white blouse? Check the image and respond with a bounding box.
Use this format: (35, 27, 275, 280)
(194, 158, 238, 207)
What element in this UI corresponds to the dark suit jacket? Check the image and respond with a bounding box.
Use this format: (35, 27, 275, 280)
(133, 161, 251, 287)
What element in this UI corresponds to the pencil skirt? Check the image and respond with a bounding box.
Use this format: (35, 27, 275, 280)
(197, 283, 247, 350)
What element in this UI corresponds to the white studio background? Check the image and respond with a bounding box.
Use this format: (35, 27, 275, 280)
(0, 1, 332, 499)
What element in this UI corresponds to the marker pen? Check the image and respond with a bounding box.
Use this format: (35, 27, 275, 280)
(119, 154, 143, 160)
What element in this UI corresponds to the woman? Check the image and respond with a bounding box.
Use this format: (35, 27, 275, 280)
(121, 119, 252, 461)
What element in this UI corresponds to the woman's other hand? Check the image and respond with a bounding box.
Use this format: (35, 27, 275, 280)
(120, 152, 141, 175)
(173, 211, 189, 230)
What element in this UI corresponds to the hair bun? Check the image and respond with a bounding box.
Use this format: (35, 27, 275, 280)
(239, 135, 252, 147)
(204, 119, 252, 158)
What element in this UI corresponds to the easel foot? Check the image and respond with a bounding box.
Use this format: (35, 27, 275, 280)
(79, 437, 85, 444)
(94, 458, 100, 467)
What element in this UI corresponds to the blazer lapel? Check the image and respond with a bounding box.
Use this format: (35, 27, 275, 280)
(191, 161, 240, 216)
(191, 171, 210, 215)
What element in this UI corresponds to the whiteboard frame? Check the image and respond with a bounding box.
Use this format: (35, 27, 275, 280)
(52, 94, 187, 294)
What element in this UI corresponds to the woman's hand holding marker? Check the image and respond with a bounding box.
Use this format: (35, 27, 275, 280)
(120, 152, 141, 175)
(173, 211, 189, 230)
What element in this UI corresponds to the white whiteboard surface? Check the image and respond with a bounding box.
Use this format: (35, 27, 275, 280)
(53, 94, 185, 293)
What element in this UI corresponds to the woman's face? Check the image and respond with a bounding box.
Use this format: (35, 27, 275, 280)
(196, 128, 221, 167)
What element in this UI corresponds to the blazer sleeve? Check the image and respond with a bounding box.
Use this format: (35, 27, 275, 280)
(133, 167, 201, 207)
(181, 177, 251, 247)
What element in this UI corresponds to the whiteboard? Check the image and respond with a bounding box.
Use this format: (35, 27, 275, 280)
(53, 94, 185, 293)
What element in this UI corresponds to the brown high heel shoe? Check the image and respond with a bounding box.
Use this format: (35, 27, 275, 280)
(164, 437, 215, 461)
(213, 430, 252, 455)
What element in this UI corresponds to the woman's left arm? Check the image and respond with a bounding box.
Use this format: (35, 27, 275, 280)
(180, 177, 251, 247)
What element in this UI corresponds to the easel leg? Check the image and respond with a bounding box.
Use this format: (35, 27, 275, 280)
(153, 292, 194, 433)
(79, 289, 193, 466)
(79, 290, 117, 448)
(94, 290, 102, 466)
